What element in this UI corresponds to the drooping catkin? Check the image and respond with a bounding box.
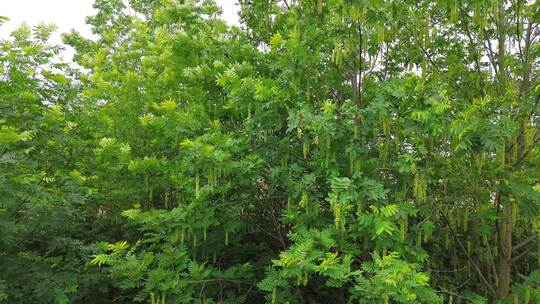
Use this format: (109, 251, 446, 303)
(303, 139, 309, 159)
(300, 191, 309, 210)
(413, 171, 427, 203)
(195, 172, 200, 198)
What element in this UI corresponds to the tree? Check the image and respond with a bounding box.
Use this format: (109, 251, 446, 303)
(0, 21, 112, 302)
(1, 0, 539, 303)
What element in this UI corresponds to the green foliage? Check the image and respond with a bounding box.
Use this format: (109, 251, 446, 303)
(352, 252, 439, 303)
(1, 0, 540, 303)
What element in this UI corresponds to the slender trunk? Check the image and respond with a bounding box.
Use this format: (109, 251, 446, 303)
(497, 0, 506, 88)
(358, 24, 363, 107)
(496, 0, 512, 299)
(351, 71, 358, 105)
(497, 197, 512, 298)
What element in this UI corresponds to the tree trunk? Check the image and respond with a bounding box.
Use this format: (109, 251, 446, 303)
(497, 199, 512, 299)
(496, 0, 512, 299)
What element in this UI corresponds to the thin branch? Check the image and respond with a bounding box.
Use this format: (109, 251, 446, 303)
(440, 211, 496, 295)
(513, 235, 537, 252)
(458, 2, 485, 97)
(512, 246, 533, 263)
(511, 133, 540, 169)
(482, 28, 499, 78)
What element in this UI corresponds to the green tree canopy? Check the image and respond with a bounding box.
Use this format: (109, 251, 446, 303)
(0, 0, 539, 303)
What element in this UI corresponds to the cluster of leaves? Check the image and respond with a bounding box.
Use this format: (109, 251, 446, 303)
(1, 0, 539, 303)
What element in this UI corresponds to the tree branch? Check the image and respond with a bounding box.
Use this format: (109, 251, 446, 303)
(440, 211, 496, 295)
(513, 235, 537, 252)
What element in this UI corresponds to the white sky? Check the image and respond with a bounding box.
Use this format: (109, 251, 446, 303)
(0, 0, 240, 60)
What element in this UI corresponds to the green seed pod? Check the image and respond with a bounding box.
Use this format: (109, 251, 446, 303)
(450, 2, 459, 23)
(300, 191, 309, 209)
(316, 0, 322, 14)
(472, 7, 481, 27)
(499, 141, 506, 166)
(333, 202, 341, 229)
(377, 24, 385, 44)
(413, 172, 427, 203)
(195, 172, 200, 198)
(354, 159, 361, 173)
(349, 150, 354, 175)
(180, 227, 185, 244)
